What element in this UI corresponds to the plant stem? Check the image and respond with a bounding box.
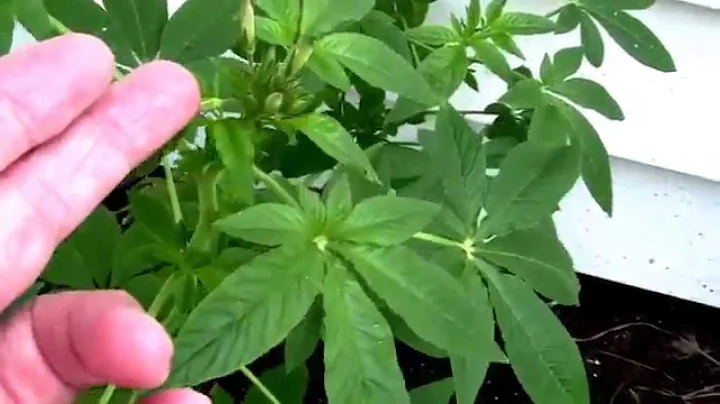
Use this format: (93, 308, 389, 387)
(252, 165, 300, 209)
(239, 366, 281, 404)
(188, 164, 222, 253)
(412, 232, 464, 249)
(98, 385, 116, 404)
(163, 155, 183, 224)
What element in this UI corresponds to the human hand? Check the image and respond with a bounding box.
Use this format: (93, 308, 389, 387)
(0, 34, 208, 403)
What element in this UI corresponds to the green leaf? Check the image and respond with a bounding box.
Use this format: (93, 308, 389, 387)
(166, 245, 323, 388)
(284, 299, 322, 373)
(491, 33, 525, 59)
(344, 245, 489, 356)
(111, 225, 160, 287)
(255, 16, 293, 46)
(483, 268, 589, 404)
(103, 0, 167, 60)
(486, 0, 508, 24)
(44, 0, 108, 34)
(215, 203, 305, 246)
(360, 11, 412, 62)
(159, 0, 239, 62)
(301, 0, 375, 36)
(420, 104, 486, 230)
(323, 262, 410, 404)
(43, 207, 120, 288)
(450, 275, 494, 404)
(386, 44, 468, 123)
(0, 2, 13, 55)
(385, 309, 449, 359)
(579, 12, 604, 67)
(466, 0, 482, 32)
(482, 142, 581, 236)
(337, 196, 440, 246)
(540, 54, 554, 85)
(555, 5, 581, 34)
(318, 32, 440, 105)
(492, 12, 556, 35)
(324, 173, 353, 225)
(478, 225, 580, 305)
(306, 47, 352, 91)
(128, 191, 178, 245)
(580, 0, 656, 10)
(13, 0, 54, 40)
(255, 0, 298, 30)
(42, 244, 96, 289)
(244, 366, 308, 404)
(553, 47, 584, 82)
(208, 119, 255, 204)
(553, 99, 613, 216)
(405, 25, 457, 46)
(210, 385, 234, 404)
(499, 79, 544, 110)
(550, 78, 624, 121)
(528, 102, 570, 146)
(583, 5, 675, 72)
(410, 378, 454, 404)
(470, 38, 513, 82)
(286, 113, 378, 182)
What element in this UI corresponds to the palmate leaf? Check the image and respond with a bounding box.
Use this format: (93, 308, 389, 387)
(336, 196, 441, 246)
(323, 261, 410, 404)
(286, 113, 378, 183)
(478, 263, 589, 404)
(579, 11, 604, 67)
(550, 78, 624, 121)
(215, 203, 306, 246)
(580, 4, 675, 72)
(419, 104, 486, 232)
(284, 298, 322, 373)
(317, 33, 440, 105)
(551, 98, 614, 216)
(409, 378, 454, 404)
(103, 0, 167, 60)
(481, 141, 581, 237)
(477, 224, 580, 305)
(164, 244, 323, 388)
(491, 12, 556, 36)
(207, 119, 255, 205)
(42, 206, 120, 288)
(343, 245, 490, 357)
(301, 0, 375, 37)
(159, 0, 239, 62)
(404, 25, 457, 47)
(450, 274, 495, 404)
(360, 11, 412, 62)
(386, 44, 468, 123)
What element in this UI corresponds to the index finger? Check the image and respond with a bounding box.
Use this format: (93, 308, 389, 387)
(0, 34, 115, 172)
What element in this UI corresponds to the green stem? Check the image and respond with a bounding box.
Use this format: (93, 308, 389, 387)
(147, 273, 178, 318)
(239, 366, 281, 404)
(163, 155, 183, 224)
(188, 164, 222, 253)
(97, 385, 116, 404)
(252, 165, 300, 209)
(412, 232, 464, 249)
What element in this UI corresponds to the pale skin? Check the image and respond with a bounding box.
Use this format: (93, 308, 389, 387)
(0, 34, 210, 403)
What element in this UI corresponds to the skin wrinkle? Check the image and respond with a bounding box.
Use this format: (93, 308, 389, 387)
(0, 32, 203, 401)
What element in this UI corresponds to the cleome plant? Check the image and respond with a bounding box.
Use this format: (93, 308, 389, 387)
(1, 0, 675, 403)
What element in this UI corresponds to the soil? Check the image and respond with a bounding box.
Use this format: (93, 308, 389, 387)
(216, 274, 720, 403)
